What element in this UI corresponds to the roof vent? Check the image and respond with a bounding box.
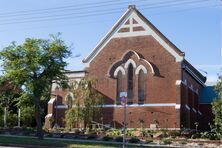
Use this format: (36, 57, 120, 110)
(128, 5, 136, 9)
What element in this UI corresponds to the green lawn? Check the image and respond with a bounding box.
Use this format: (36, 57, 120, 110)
(0, 135, 120, 148)
(0, 135, 147, 148)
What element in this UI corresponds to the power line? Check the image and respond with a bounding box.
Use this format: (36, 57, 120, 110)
(0, 0, 211, 26)
(0, 10, 123, 26)
(139, 0, 210, 10)
(0, 6, 125, 21)
(0, 0, 147, 17)
(0, 0, 187, 19)
(0, 3, 217, 33)
(146, 4, 219, 16)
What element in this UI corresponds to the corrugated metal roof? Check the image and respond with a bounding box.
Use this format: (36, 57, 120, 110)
(199, 86, 218, 103)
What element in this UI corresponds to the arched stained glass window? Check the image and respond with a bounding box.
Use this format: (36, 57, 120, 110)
(116, 70, 123, 104)
(128, 63, 134, 99)
(138, 69, 145, 103)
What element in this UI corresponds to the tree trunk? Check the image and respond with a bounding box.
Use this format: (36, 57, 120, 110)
(4, 107, 7, 128)
(34, 96, 43, 139)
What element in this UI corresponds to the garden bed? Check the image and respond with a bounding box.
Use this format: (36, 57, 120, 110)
(0, 127, 221, 147)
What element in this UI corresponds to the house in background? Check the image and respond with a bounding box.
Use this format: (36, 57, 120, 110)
(45, 5, 215, 130)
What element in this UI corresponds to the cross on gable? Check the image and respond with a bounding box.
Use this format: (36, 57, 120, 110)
(118, 17, 145, 33)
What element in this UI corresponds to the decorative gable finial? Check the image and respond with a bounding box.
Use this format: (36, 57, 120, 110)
(128, 5, 136, 9)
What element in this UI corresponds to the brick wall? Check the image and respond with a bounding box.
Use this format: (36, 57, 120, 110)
(180, 70, 203, 129)
(45, 35, 207, 129)
(86, 35, 181, 128)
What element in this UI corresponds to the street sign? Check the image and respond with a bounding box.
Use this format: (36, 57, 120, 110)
(120, 92, 127, 98)
(120, 92, 127, 106)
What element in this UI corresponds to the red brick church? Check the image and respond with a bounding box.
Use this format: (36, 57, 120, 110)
(45, 5, 215, 130)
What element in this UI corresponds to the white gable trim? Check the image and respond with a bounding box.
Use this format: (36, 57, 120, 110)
(83, 9, 132, 67)
(135, 65, 147, 75)
(124, 59, 136, 69)
(83, 7, 184, 66)
(114, 66, 126, 77)
(113, 12, 183, 62)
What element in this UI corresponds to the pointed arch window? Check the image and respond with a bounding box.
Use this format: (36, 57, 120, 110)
(116, 70, 123, 104)
(127, 63, 134, 99)
(138, 69, 145, 103)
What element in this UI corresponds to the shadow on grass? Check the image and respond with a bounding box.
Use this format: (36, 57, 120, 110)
(0, 135, 147, 148)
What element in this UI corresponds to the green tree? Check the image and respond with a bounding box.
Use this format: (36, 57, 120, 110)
(65, 78, 103, 130)
(211, 73, 222, 139)
(20, 106, 36, 127)
(0, 79, 21, 127)
(0, 106, 4, 126)
(65, 108, 81, 131)
(0, 34, 71, 139)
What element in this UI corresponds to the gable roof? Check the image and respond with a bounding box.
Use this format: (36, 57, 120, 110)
(183, 60, 207, 86)
(83, 5, 185, 64)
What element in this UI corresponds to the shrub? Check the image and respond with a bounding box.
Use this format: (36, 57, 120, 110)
(73, 128, 81, 134)
(211, 79, 222, 139)
(201, 131, 220, 140)
(157, 129, 168, 138)
(191, 133, 201, 139)
(106, 129, 121, 137)
(84, 127, 90, 135)
(115, 136, 123, 142)
(128, 137, 140, 143)
(161, 138, 172, 145)
(140, 129, 146, 137)
(179, 141, 187, 145)
(64, 108, 79, 131)
(7, 113, 18, 127)
(168, 130, 180, 138)
(181, 129, 196, 138)
(200, 131, 209, 139)
(145, 130, 153, 138)
(126, 130, 134, 137)
(20, 106, 36, 127)
(140, 129, 153, 137)
(146, 138, 153, 144)
(102, 136, 113, 141)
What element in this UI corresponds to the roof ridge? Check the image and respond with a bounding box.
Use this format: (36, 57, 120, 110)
(83, 5, 184, 64)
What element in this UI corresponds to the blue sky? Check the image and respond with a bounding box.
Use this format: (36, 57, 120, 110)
(0, 0, 221, 84)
